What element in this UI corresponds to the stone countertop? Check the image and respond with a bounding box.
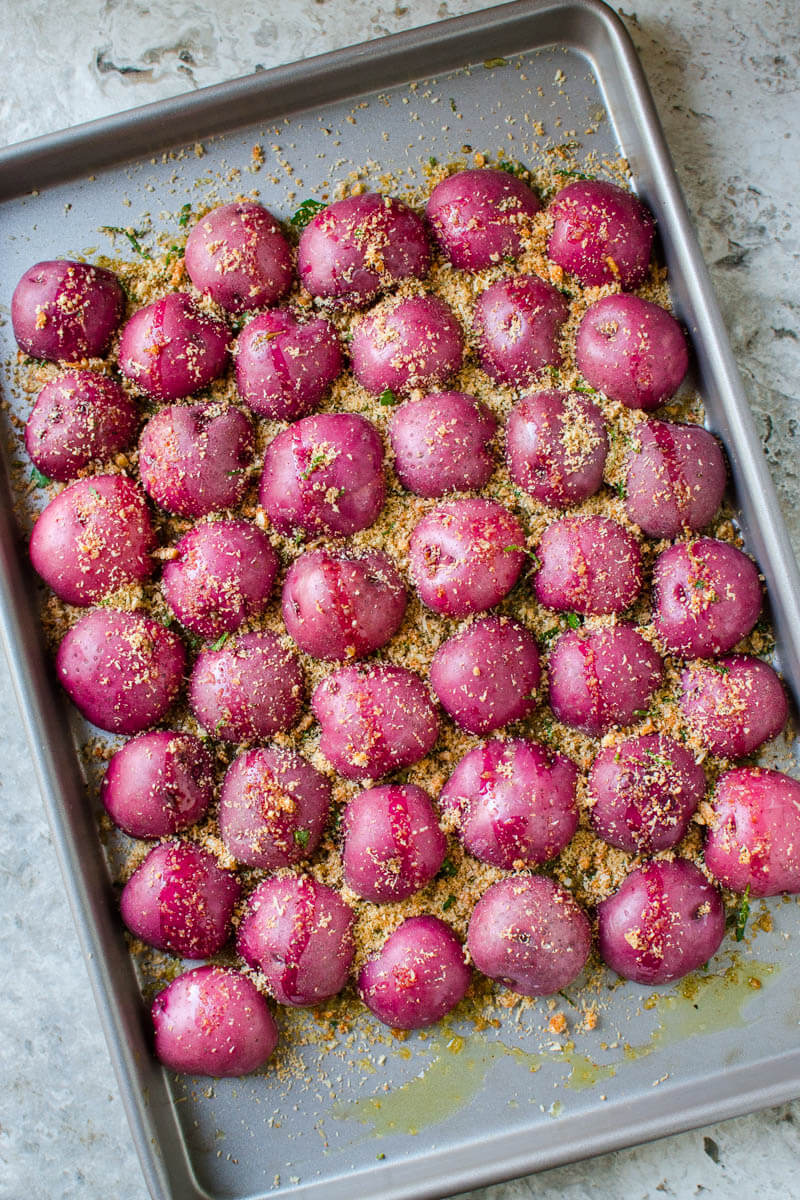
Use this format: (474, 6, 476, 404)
(0, 2, 798, 1198)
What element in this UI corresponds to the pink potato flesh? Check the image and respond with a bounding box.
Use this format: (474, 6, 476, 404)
(56, 609, 186, 734)
(118, 292, 229, 401)
(162, 520, 278, 640)
(237, 874, 355, 1006)
(350, 294, 464, 396)
(425, 167, 541, 270)
(533, 515, 642, 615)
(547, 179, 654, 289)
(575, 293, 689, 411)
(219, 747, 331, 870)
(547, 625, 663, 737)
(282, 547, 406, 661)
(625, 419, 726, 538)
(138, 402, 253, 519)
(408, 498, 527, 618)
(505, 389, 608, 508)
(29, 474, 154, 606)
(588, 733, 706, 853)
(297, 192, 431, 308)
(311, 663, 439, 781)
(390, 391, 497, 498)
(120, 839, 241, 958)
(184, 201, 292, 313)
(439, 737, 579, 869)
(473, 275, 569, 388)
(189, 631, 304, 743)
(152, 965, 278, 1077)
(705, 767, 800, 896)
(12, 259, 124, 361)
(679, 655, 788, 758)
(429, 615, 541, 734)
(652, 538, 762, 657)
(467, 875, 591, 997)
(25, 371, 138, 483)
(101, 730, 214, 839)
(259, 412, 385, 538)
(358, 915, 470, 1029)
(597, 858, 725, 984)
(342, 784, 446, 902)
(234, 308, 342, 419)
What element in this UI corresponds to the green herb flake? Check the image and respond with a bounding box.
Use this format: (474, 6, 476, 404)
(483, 57, 508, 69)
(301, 451, 328, 479)
(30, 466, 52, 488)
(498, 159, 530, 179)
(438, 857, 458, 879)
(449, 97, 458, 113)
(100, 225, 151, 259)
(614, 481, 627, 500)
(177, 203, 192, 227)
(211, 633, 229, 651)
(442, 895, 456, 912)
(558, 989, 577, 1008)
(289, 198, 326, 229)
(293, 828, 310, 848)
(378, 388, 398, 407)
(376, 1153, 386, 1161)
(710, 662, 730, 675)
(566, 612, 581, 630)
(428, 156, 438, 167)
(539, 626, 561, 647)
(734, 884, 751, 942)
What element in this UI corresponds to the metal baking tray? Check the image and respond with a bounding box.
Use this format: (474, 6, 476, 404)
(1, 2, 799, 1198)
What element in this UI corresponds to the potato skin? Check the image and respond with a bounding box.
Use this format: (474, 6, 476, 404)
(705, 767, 800, 896)
(547, 625, 663, 737)
(652, 538, 762, 657)
(533, 515, 642, 616)
(29, 474, 155, 606)
(390, 391, 497, 498)
(118, 292, 230, 401)
(506, 390, 608, 509)
(576, 294, 688, 410)
(473, 275, 569, 388)
(25, 371, 138, 483)
(426, 167, 541, 271)
(351, 294, 464, 396)
(56, 609, 186, 735)
(235, 308, 342, 419)
(598, 859, 725, 984)
(625, 419, 726, 538)
(311, 663, 439, 781)
(467, 875, 591, 997)
(358, 916, 470, 1029)
(547, 179, 654, 289)
(679, 655, 788, 758)
(101, 730, 214, 839)
(185, 201, 292, 313)
(189, 631, 304, 743)
(152, 965, 278, 1077)
(342, 785, 446, 902)
(12, 259, 124, 361)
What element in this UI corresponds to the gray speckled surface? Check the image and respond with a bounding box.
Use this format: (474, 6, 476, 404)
(0, 2, 798, 1198)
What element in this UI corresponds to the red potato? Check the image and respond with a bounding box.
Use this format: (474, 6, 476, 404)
(358, 916, 470, 1029)
(234, 308, 343, 419)
(219, 747, 330, 870)
(597, 859, 725, 985)
(425, 167, 541, 270)
(547, 179, 654, 289)
(705, 767, 800, 896)
(138, 402, 253, 518)
(341, 784, 446, 902)
(12, 259, 124, 362)
(25, 371, 138, 483)
(184, 201, 292, 313)
(505, 389, 608, 508)
(101, 730, 214, 840)
(429, 616, 541, 734)
(408, 498, 526, 618)
(152, 966, 278, 1077)
(259, 412, 385, 538)
(390, 391, 497, 498)
(588, 733, 705, 853)
(297, 192, 431, 308)
(162, 520, 278, 640)
(56, 609, 186, 735)
(547, 625, 663, 737)
(281, 547, 406, 662)
(679, 655, 788, 758)
(652, 538, 762, 657)
(575, 294, 689, 411)
(237, 875, 355, 1006)
(29, 474, 154, 606)
(467, 875, 591, 997)
(350, 294, 464, 396)
(625, 419, 726, 538)
(189, 632, 303, 743)
(473, 275, 569, 388)
(120, 839, 240, 958)
(440, 738, 579, 870)
(311, 663, 439, 781)
(533, 515, 642, 616)
(118, 292, 230, 401)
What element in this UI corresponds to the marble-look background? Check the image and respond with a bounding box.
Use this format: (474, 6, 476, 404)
(0, 2, 798, 1198)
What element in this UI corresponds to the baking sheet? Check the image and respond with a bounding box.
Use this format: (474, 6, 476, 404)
(1, 3, 800, 1199)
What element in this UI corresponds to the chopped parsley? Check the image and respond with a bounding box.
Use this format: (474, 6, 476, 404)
(565, 612, 582, 629)
(497, 158, 531, 179)
(438, 857, 458, 879)
(100, 225, 151, 259)
(442, 895, 456, 912)
(483, 57, 508, 69)
(302, 450, 329, 479)
(210, 633, 229, 651)
(177, 203, 192, 227)
(293, 828, 310, 848)
(503, 544, 541, 567)
(449, 97, 458, 113)
(378, 388, 399, 407)
(30, 466, 52, 488)
(734, 884, 751, 942)
(289, 198, 326, 229)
